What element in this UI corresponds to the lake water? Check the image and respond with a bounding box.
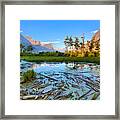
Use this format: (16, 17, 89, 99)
(20, 60, 100, 100)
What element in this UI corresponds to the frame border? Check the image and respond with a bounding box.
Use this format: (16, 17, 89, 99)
(0, 0, 119, 119)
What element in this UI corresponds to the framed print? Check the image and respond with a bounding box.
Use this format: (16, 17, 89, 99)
(0, 0, 119, 119)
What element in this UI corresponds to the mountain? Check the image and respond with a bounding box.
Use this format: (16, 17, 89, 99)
(42, 43, 54, 50)
(32, 45, 54, 53)
(26, 36, 41, 45)
(26, 36, 54, 50)
(20, 34, 55, 52)
(20, 34, 31, 47)
(92, 30, 100, 42)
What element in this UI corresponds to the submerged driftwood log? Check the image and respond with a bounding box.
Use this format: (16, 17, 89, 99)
(20, 70, 100, 100)
(78, 90, 92, 100)
(38, 73, 58, 81)
(21, 95, 37, 100)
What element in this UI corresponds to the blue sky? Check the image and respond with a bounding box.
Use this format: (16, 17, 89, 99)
(20, 20, 100, 49)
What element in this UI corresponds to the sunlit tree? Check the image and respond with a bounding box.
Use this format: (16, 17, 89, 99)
(74, 37, 80, 50)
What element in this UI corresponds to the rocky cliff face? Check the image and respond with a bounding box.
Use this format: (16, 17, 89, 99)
(26, 36, 54, 50)
(77, 30, 100, 57)
(26, 36, 41, 46)
(20, 34, 31, 47)
(91, 30, 100, 53)
(20, 34, 55, 52)
(92, 30, 100, 42)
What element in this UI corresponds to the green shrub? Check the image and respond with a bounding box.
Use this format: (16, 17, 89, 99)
(92, 93, 99, 100)
(88, 52, 94, 57)
(22, 70, 37, 83)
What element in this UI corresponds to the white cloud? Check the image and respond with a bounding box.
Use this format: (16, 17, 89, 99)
(20, 30, 23, 33)
(41, 41, 60, 44)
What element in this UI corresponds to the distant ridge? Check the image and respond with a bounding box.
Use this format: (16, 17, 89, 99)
(20, 34, 31, 47)
(20, 34, 55, 53)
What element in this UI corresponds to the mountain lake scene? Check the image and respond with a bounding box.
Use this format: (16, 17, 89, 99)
(20, 20, 100, 100)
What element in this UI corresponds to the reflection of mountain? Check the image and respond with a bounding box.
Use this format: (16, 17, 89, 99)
(31, 64, 41, 69)
(66, 63, 86, 70)
(66, 63, 95, 70)
(20, 34, 55, 52)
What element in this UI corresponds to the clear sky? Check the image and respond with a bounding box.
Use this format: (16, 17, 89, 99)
(20, 20, 100, 49)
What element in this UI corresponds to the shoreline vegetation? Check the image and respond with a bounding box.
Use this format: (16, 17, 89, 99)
(20, 31, 100, 100)
(21, 55, 100, 64)
(20, 59, 100, 100)
(20, 31, 100, 65)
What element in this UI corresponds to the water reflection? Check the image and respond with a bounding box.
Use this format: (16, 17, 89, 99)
(20, 60, 100, 100)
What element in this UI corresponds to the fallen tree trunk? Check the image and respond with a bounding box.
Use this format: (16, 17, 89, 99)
(38, 73, 58, 81)
(76, 76, 100, 90)
(78, 90, 92, 100)
(61, 72, 100, 89)
(21, 95, 37, 100)
(86, 83, 99, 92)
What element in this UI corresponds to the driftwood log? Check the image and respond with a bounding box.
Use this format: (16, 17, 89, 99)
(78, 90, 92, 100)
(21, 95, 38, 100)
(38, 73, 58, 81)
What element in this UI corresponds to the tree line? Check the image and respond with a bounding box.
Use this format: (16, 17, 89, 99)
(20, 33, 100, 58)
(64, 35, 100, 57)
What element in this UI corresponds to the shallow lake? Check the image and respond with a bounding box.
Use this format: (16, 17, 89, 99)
(20, 60, 100, 100)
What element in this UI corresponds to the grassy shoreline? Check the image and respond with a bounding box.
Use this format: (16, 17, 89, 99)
(21, 56, 100, 64)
